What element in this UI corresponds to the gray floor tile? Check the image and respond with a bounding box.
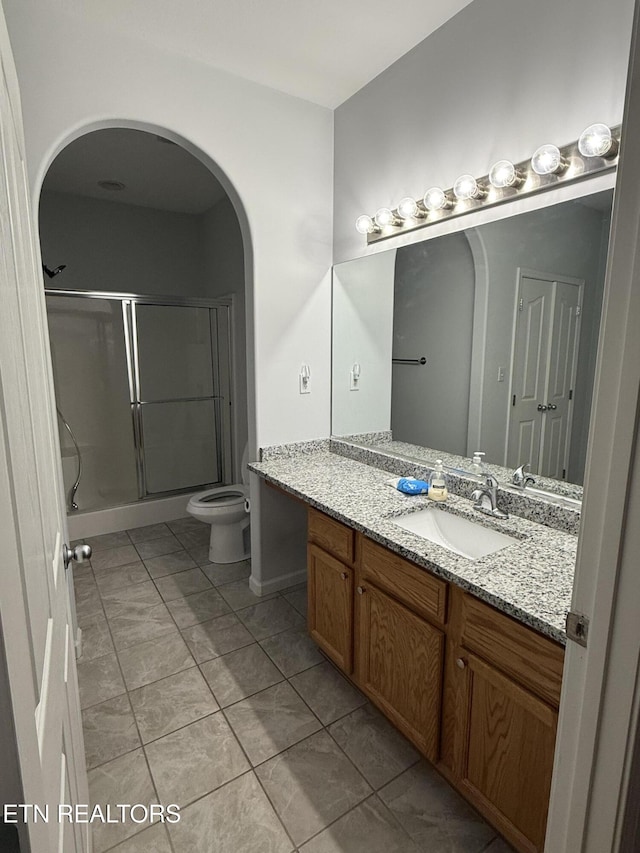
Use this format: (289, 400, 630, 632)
(144, 550, 196, 579)
(185, 544, 211, 565)
(329, 704, 420, 789)
(84, 530, 132, 552)
(88, 748, 157, 853)
(127, 523, 171, 544)
(224, 681, 321, 766)
(175, 528, 211, 551)
(153, 567, 212, 602)
(92, 545, 141, 572)
(200, 643, 283, 707)
(290, 661, 366, 725)
(109, 823, 173, 853)
(77, 652, 126, 709)
(129, 667, 219, 743)
(166, 588, 231, 629)
(300, 795, 418, 853)
(237, 597, 305, 641)
(166, 517, 204, 535)
(93, 561, 150, 595)
(82, 694, 140, 769)
(483, 839, 516, 852)
(217, 577, 279, 611)
(134, 534, 183, 560)
(379, 761, 496, 852)
(201, 559, 251, 586)
(283, 587, 308, 618)
(79, 612, 114, 661)
(108, 603, 177, 651)
(168, 771, 293, 853)
(118, 632, 194, 691)
(101, 581, 163, 619)
(260, 626, 324, 677)
(256, 730, 371, 846)
(74, 574, 103, 621)
(181, 613, 254, 663)
(145, 713, 249, 807)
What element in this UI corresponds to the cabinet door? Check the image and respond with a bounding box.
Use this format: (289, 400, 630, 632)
(457, 652, 557, 853)
(357, 581, 444, 761)
(308, 544, 354, 673)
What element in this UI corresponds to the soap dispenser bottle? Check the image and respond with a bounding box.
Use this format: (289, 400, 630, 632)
(469, 451, 486, 477)
(428, 460, 448, 502)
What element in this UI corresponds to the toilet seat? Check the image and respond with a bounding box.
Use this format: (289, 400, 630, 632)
(189, 487, 246, 510)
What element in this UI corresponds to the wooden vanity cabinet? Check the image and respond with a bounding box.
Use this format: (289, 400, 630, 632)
(307, 509, 356, 674)
(306, 506, 565, 853)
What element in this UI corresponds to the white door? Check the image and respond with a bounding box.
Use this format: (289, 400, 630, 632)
(0, 14, 88, 853)
(507, 270, 583, 478)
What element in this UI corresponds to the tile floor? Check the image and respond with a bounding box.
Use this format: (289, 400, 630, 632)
(74, 516, 515, 853)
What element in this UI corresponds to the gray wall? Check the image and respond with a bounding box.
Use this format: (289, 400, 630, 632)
(39, 191, 206, 297)
(334, 0, 633, 264)
(392, 232, 475, 454)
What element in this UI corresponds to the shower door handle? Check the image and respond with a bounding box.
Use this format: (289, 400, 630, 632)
(63, 543, 92, 571)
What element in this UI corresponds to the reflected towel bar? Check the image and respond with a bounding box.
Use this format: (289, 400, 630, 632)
(392, 357, 427, 365)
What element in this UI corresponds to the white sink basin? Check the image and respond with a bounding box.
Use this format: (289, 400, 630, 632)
(391, 508, 518, 560)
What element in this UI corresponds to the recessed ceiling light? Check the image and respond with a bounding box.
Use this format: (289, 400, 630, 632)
(97, 180, 126, 191)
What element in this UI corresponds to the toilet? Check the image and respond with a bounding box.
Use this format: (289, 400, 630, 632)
(186, 447, 250, 564)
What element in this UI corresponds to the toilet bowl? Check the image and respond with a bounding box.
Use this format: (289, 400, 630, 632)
(186, 447, 250, 564)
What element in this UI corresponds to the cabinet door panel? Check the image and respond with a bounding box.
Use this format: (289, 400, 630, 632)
(357, 581, 443, 761)
(308, 544, 353, 673)
(461, 653, 557, 852)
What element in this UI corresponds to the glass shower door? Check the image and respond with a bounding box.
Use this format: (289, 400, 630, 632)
(132, 303, 223, 496)
(46, 295, 139, 511)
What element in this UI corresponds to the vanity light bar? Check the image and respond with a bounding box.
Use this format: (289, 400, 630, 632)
(357, 123, 621, 244)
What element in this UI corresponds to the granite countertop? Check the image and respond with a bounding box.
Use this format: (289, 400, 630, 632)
(249, 450, 576, 645)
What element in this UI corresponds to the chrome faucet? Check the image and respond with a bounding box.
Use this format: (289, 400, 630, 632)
(512, 463, 536, 490)
(472, 475, 509, 519)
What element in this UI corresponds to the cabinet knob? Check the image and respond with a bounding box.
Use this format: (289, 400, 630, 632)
(456, 657, 467, 670)
(356, 586, 365, 595)
(340, 572, 348, 580)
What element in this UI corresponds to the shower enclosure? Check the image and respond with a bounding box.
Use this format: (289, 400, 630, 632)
(46, 290, 233, 514)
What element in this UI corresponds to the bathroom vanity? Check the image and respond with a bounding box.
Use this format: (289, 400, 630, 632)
(251, 447, 575, 853)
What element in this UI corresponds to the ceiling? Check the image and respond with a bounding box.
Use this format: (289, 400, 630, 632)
(45, 0, 474, 108)
(42, 129, 228, 214)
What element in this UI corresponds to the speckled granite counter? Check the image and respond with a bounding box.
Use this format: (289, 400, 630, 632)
(250, 450, 576, 645)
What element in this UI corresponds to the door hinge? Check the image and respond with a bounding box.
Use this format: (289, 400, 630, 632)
(569, 389, 573, 400)
(562, 468, 566, 479)
(566, 611, 589, 647)
(576, 305, 582, 317)
(518, 298, 524, 312)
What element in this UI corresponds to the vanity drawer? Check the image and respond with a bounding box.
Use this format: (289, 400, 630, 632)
(308, 507, 355, 565)
(360, 536, 447, 627)
(461, 594, 564, 707)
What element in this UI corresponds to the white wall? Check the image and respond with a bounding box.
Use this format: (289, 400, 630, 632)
(39, 190, 206, 297)
(334, 0, 634, 264)
(4, 0, 334, 458)
(332, 250, 395, 435)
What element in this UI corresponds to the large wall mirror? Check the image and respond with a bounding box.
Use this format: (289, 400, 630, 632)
(332, 187, 613, 491)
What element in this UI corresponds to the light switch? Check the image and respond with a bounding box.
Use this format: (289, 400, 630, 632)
(350, 362, 361, 391)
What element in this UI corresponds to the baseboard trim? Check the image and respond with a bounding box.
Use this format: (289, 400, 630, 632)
(249, 568, 306, 597)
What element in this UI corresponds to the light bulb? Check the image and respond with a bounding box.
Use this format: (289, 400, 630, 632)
(355, 214, 377, 235)
(578, 123, 617, 158)
(397, 197, 422, 220)
(374, 207, 398, 227)
(423, 187, 450, 211)
(531, 144, 566, 176)
(453, 174, 486, 201)
(489, 159, 522, 189)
